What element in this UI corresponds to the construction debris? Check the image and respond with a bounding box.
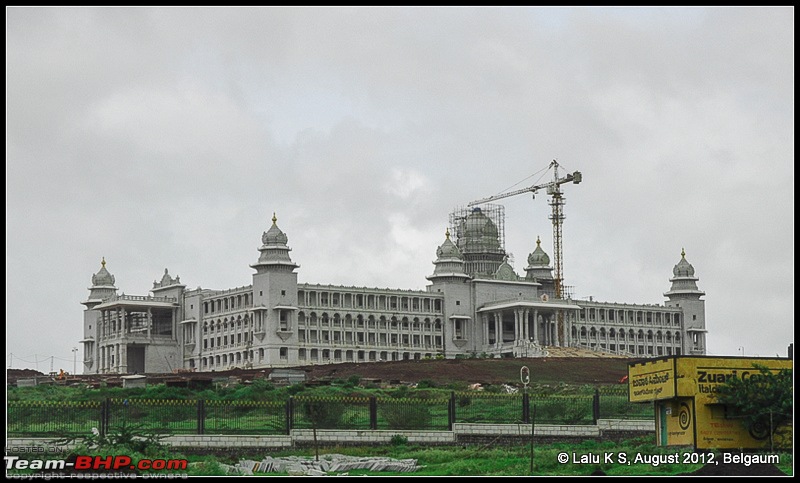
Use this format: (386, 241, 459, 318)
(237, 454, 421, 475)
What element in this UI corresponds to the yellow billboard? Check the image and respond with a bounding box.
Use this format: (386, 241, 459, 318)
(629, 356, 793, 449)
(628, 357, 675, 402)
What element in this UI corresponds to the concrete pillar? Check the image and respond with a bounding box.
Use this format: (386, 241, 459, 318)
(147, 307, 152, 339)
(533, 310, 539, 344)
(494, 312, 501, 347)
(522, 309, 529, 340)
(482, 313, 489, 347)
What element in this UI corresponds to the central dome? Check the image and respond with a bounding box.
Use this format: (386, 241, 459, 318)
(457, 208, 501, 253)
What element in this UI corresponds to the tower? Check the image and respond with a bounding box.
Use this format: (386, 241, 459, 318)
(664, 249, 706, 355)
(524, 236, 555, 296)
(250, 213, 300, 362)
(80, 258, 118, 373)
(426, 228, 472, 354)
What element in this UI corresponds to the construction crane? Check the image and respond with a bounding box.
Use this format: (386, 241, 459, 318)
(468, 160, 582, 344)
(468, 160, 582, 298)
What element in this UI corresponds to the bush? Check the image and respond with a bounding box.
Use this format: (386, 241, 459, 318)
(344, 375, 361, 388)
(390, 434, 409, 446)
(417, 379, 436, 389)
(286, 383, 305, 395)
(301, 400, 345, 429)
(381, 403, 432, 430)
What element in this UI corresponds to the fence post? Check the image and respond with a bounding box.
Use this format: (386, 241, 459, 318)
(286, 397, 293, 435)
(448, 391, 456, 430)
(522, 392, 530, 424)
(369, 397, 378, 430)
(101, 398, 111, 437)
(197, 400, 205, 435)
(593, 389, 600, 424)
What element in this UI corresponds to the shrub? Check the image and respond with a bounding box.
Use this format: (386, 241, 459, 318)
(301, 400, 344, 429)
(286, 383, 305, 395)
(389, 434, 409, 446)
(381, 403, 432, 430)
(417, 379, 436, 389)
(344, 375, 361, 388)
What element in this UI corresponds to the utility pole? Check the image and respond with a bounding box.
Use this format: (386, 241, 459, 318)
(72, 347, 79, 375)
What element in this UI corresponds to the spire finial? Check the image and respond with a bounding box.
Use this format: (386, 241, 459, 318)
(536, 236, 541, 247)
(681, 247, 686, 258)
(101, 257, 106, 268)
(272, 212, 277, 224)
(445, 228, 450, 239)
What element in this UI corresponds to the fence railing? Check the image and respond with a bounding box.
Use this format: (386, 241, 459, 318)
(7, 390, 652, 437)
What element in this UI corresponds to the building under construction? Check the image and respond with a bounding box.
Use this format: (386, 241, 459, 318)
(80, 215, 706, 374)
(79, 163, 708, 373)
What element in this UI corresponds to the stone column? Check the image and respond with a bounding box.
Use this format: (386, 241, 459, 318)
(522, 309, 529, 340)
(147, 307, 152, 339)
(533, 310, 539, 344)
(482, 313, 489, 347)
(495, 312, 501, 347)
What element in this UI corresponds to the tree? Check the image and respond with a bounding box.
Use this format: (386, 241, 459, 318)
(714, 364, 792, 449)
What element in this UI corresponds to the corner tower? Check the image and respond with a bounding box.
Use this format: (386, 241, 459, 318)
(250, 213, 299, 360)
(426, 229, 472, 355)
(525, 236, 555, 296)
(80, 258, 118, 374)
(664, 249, 706, 355)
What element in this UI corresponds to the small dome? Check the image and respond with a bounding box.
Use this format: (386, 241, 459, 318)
(91, 257, 116, 287)
(673, 248, 696, 277)
(527, 237, 550, 266)
(436, 229, 463, 260)
(262, 213, 289, 246)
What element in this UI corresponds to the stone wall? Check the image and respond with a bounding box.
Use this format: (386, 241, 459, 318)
(7, 420, 653, 451)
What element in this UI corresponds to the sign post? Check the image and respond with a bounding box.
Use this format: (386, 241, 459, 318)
(521, 366, 533, 474)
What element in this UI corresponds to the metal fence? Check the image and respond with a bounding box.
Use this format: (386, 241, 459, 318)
(6, 400, 102, 437)
(7, 389, 651, 437)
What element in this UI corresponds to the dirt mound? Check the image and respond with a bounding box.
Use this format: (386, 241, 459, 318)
(6, 368, 46, 383)
(299, 357, 633, 386)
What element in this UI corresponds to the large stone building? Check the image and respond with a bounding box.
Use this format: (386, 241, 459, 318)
(80, 208, 707, 374)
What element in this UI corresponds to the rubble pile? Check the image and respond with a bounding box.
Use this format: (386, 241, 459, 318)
(237, 454, 421, 475)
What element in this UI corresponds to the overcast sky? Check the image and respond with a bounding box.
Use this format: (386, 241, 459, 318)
(6, 7, 794, 373)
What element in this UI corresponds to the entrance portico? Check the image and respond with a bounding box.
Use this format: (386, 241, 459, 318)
(478, 300, 581, 356)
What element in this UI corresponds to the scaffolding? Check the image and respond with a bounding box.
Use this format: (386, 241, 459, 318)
(449, 204, 506, 277)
